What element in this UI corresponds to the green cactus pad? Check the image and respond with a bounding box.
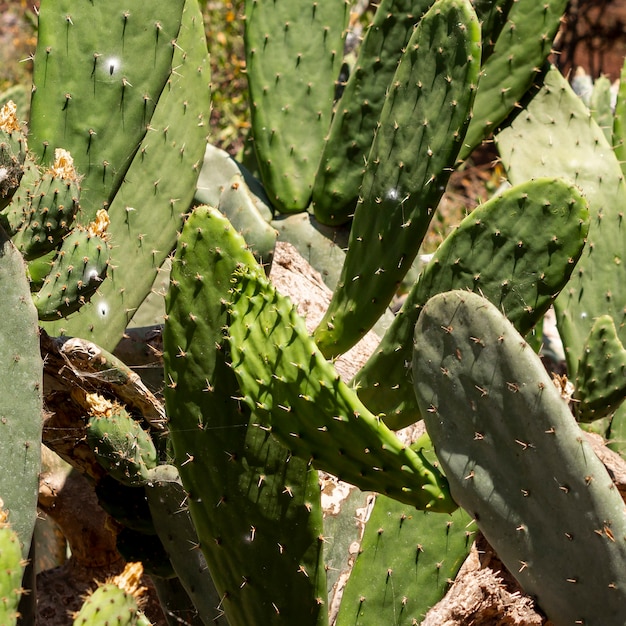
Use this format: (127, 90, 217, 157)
(30, 0, 185, 220)
(12, 149, 80, 261)
(144, 464, 225, 624)
(226, 265, 454, 512)
(33, 214, 110, 321)
(41, 0, 210, 351)
(589, 75, 614, 144)
(0, 507, 26, 626)
(472, 0, 515, 62)
(1, 156, 41, 238)
(413, 290, 626, 626)
(218, 173, 278, 268)
(86, 405, 157, 487)
(459, 0, 568, 159)
(0, 227, 42, 560)
(613, 58, 626, 177)
(0, 101, 26, 214)
(72, 562, 146, 626)
(336, 434, 476, 626)
(497, 64, 626, 377)
(314, 0, 481, 358)
(355, 177, 589, 429)
(164, 206, 328, 626)
(244, 0, 350, 212)
(574, 316, 626, 423)
(312, 0, 434, 225)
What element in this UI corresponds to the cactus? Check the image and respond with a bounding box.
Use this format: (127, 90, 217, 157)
(0, 220, 42, 561)
(313, 0, 481, 358)
(85, 399, 157, 487)
(0, 101, 26, 214)
(38, 0, 211, 351)
(335, 434, 476, 626)
(244, 0, 350, 213)
(573, 316, 626, 423)
(144, 464, 226, 624)
(413, 290, 626, 625)
(355, 177, 590, 428)
(459, 0, 569, 159)
(29, 1, 186, 220)
(11, 148, 80, 261)
(2, 0, 624, 623)
(72, 562, 149, 626)
(32, 209, 111, 321)
(0, 503, 27, 626)
(312, 0, 435, 225)
(613, 57, 626, 176)
(164, 206, 328, 626)
(497, 64, 626, 378)
(227, 260, 454, 512)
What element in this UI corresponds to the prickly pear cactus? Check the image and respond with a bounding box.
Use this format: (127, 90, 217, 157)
(33, 209, 111, 321)
(413, 290, 626, 626)
(85, 398, 157, 487)
(574, 316, 626, 423)
(11, 148, 80, 261)
(30, 0, 185, 219)
(39, 0, 210, 351)
(72, 562, 148, 626)
(164, 206, 328, 626)
(336, 434, 476, 625)
(497, 64, 626, 377)
(460, 0, 569, 159)
(0, 503, 26, 626)
(0, 101, 26, 213)
(0, 222, 42, 560)
(312, 0, 434, 225)
(227, 263, 454, 512)
(244, 0, 350, 213)
(355, 177, 590, 429)
(314, 0, 481, 358)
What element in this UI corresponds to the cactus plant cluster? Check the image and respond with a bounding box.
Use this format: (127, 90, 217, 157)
(0, 0, 626, 624)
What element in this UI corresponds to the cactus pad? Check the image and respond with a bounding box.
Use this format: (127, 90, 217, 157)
(413, 290, 626, 625)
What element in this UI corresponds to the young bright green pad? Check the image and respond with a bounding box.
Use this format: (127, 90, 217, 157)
(244, 0, 350, 213)
(314, 0, 481, 359)
(11, 149, 80, 261)
(354, 178, 589, 429)
(0, 229, 42, 560)
(413, 290, 626, 626)
(459, 0, 568, 160)
(227, 266, 455, 513)
(30, 0, 185, 221)
(33, 222, 110, 321)
(497, 65, 626, 378)
(574, 316, 626, 423)
(72, 562, 145, 626)
(42, 0, 210, 351)
(0, 509, 26, 626)
(164, 206, 327, 626)
(335, 435, 476, 626)
(312, 0, 434, 225)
